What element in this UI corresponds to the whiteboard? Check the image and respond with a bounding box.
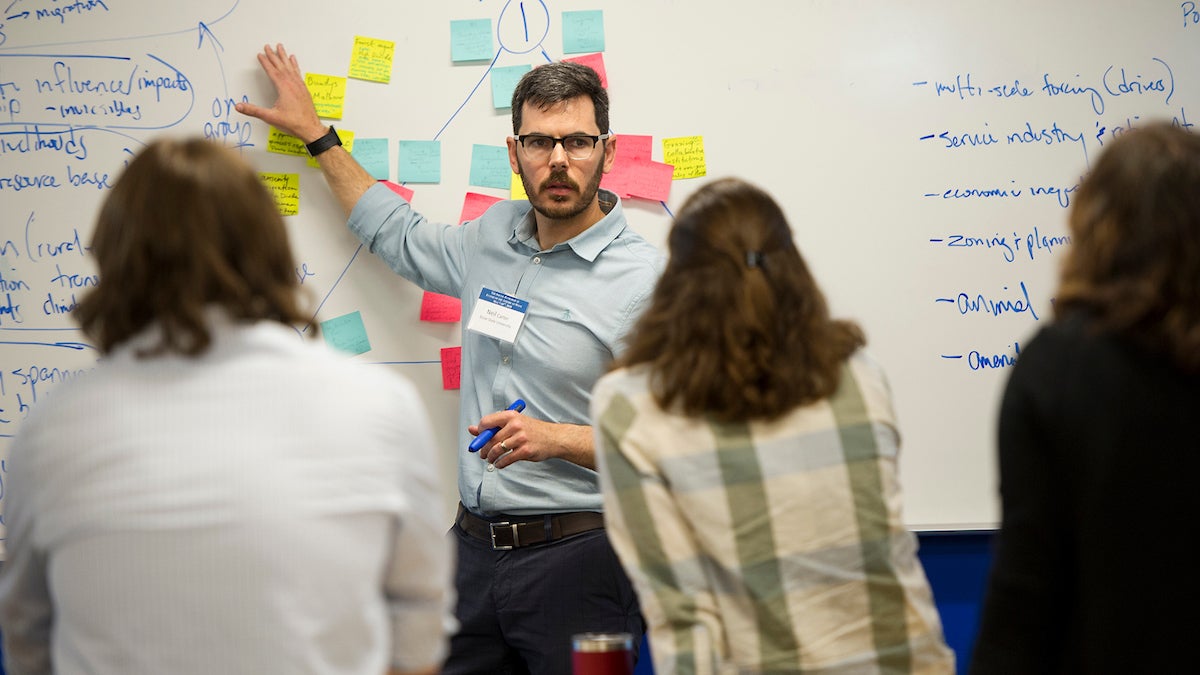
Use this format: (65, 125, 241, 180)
(3, 0, 1198, 542)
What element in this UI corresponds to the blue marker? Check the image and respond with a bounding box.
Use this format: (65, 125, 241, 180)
(468, 399, 526, 452)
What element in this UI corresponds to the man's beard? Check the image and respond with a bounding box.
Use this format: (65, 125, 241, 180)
(517, 157, 605, 221)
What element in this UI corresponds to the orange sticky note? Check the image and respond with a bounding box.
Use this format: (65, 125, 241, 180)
(420, 292, 462, 322)
(460, 191, 504, 223)
(380, 179, 415, 201)
(441, 346, 462, 390)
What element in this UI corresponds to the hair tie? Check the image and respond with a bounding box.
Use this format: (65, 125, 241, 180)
(745, 251, 765, 269)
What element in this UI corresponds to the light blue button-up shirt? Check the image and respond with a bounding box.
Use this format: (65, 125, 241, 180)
(349, 183, 662, 516)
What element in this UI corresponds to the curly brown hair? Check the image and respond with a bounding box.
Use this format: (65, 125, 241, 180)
(74, 137, 311, 356)
(613, 177, 864, 423)
(1056, 122, 1200, 372)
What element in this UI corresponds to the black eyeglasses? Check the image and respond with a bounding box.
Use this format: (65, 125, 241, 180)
(512, 133, 611, 161)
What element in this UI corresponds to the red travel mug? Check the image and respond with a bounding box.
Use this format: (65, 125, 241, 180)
(572, 632, 634, 675)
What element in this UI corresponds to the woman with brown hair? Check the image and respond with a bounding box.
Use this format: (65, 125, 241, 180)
(591, 177, 953, 674)
(971, 122, 1200, 674)
(0, 138, 451, 675)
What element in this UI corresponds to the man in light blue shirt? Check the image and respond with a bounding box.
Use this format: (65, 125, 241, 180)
(238, 44, 659, 675)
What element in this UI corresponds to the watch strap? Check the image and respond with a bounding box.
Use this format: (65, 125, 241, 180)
(305, 126, 342, 157)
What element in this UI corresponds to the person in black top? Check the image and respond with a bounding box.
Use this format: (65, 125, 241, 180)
(971, 121, 1200, 674)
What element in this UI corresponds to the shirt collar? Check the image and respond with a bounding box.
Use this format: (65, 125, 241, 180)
(509, 189, 626, 262)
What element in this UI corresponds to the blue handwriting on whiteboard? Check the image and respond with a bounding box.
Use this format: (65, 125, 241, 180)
(7, 0, 112, 26)
(930, 228, 1071, 264)
(921, 58, 1175, 116)
(7, 364, 87, 403)
(941, 342, 1021, 371)
(23, 212, 90, 262)
(925, 180, 1078, 208)
(926, 121, 1085, 153)
(0, 125, 89, 160)
(935, 282, 1040, 321)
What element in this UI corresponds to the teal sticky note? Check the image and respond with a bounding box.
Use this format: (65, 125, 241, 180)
(451, 18, 493, 62)
(398, 140, 442, 183)
(321, 311, 372, 355)
(469, 144, 512, 190)
(491, 64, 532, 109)
(562, 10, 604, 54)
(351, 138, 389, 179)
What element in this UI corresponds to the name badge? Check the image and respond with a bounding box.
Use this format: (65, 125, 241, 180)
(466, 287, 529, 343)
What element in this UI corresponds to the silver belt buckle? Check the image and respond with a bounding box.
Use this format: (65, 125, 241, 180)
(490, 521, 519, 550)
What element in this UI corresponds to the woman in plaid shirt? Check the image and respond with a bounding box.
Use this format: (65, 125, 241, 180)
(591, 178, 954, 674)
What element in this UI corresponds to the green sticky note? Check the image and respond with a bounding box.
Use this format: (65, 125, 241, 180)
(451, 18, 493, 62)
(398, 140, 442, 183)
(321, 311, 372, 355)
(562, 10, 604, 54)
(491, 64, 532, 109)
(352, 138, 390, 180)
(469, 144, 512, 190)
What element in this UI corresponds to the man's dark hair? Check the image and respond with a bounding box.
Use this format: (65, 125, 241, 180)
(511, 61, 609, 135)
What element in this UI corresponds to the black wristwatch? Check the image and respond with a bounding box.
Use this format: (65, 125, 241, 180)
(305, 126, 342, 157)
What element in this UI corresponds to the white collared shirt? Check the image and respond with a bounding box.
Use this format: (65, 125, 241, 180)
(0, 314, 453, 675)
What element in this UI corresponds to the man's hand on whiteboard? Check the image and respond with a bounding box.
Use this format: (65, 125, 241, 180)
(235, 43, 328, 145)
(236, 43, 377, 217)
(471, 414, 595, 471)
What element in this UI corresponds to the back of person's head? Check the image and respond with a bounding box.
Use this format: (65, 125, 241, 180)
(616, 177, 864, 423)
(1057, 121, 1200, 372)
(74, 137, 310, 356)
(510, 60, 609, 135)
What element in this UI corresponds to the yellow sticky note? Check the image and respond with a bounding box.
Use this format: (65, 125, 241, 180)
(662, 135, 707, 180)
(306, 73, 347, 120)
(307, 128, 355, 168)
(260, 172, 300, 216)
(349, 36, 395, 83)
(510, 171, 528, 200)
(267, 127, 307, 156)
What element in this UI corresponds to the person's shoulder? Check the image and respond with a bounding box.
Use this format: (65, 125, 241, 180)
(623, 239, 666, 275)
(844, 348, 899, 425)
(1010, 312, 1094, 373)
(590, 366, 652, 418)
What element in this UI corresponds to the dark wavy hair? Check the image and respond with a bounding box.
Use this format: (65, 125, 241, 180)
(511, 60, 609, 135)
(74, 137, 311, 356)
(1056, 122, 1200, 372)
(614, 177, 865, 423)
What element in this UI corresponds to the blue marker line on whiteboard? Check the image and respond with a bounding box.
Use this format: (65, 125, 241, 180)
(468, 399, 526, 452)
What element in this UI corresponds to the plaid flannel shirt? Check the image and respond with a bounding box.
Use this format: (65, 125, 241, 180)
(592, 351, 955, 674)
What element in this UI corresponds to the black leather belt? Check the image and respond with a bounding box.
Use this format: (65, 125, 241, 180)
(455, 503, 605, 550)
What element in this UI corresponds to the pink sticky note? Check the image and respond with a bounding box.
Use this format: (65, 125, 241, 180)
(625, 160, 675, 201)
(380, 179, 415, 202)
(564, 53, 608, 89)
(460, 191, 504, 224)
(603, 158, 674, 202)
(600, 163, 633, 199)
(614, 134, 653, 163)
(441, 346, 462, 390)
(420, 292, 462, 322)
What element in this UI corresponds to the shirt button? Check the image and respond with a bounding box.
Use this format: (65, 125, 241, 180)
(486, 463, 496, 472)
(532, 256, 542, 265)
(502, 356, 510, 365)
